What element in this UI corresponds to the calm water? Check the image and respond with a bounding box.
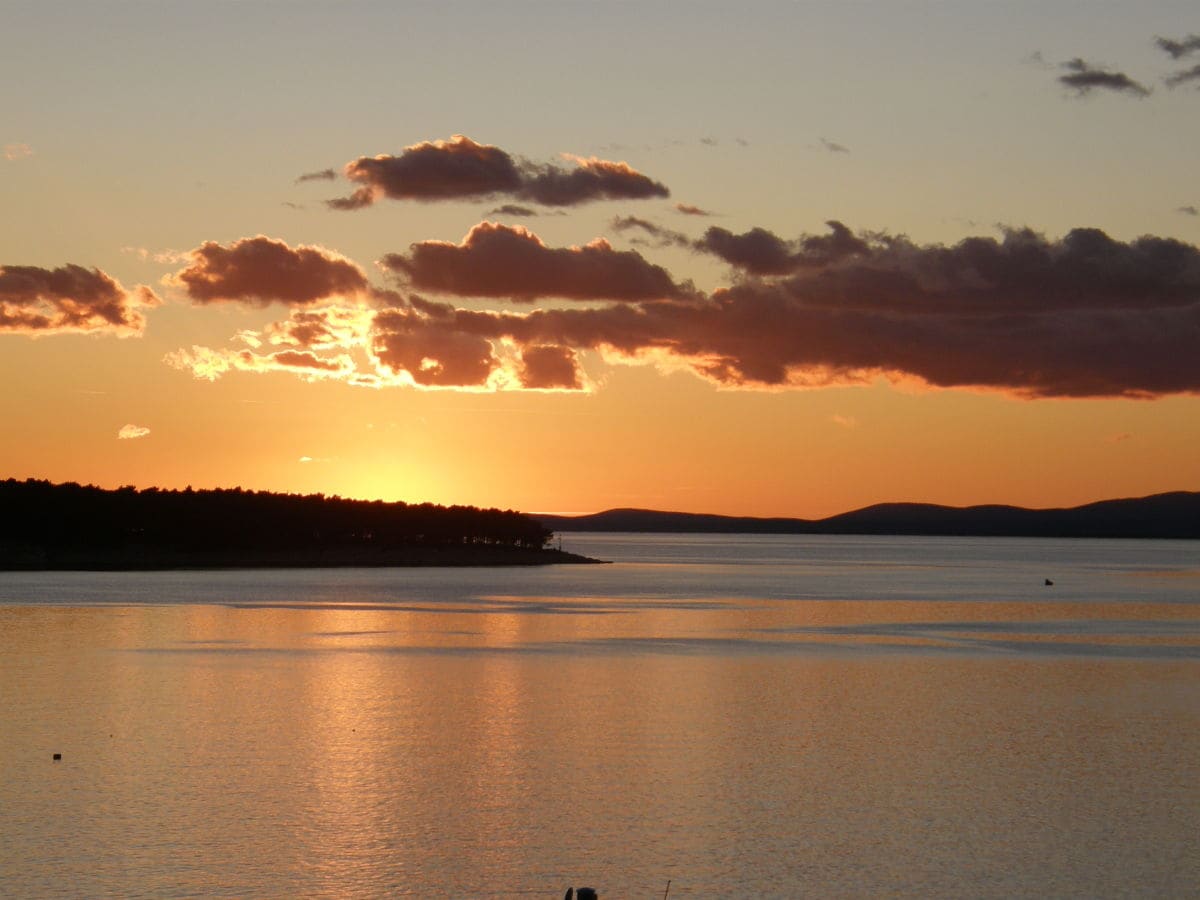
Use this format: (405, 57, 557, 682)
(1, 534, 1198, 898)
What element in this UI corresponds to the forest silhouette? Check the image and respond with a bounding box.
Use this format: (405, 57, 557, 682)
(0, 478, 589, 569)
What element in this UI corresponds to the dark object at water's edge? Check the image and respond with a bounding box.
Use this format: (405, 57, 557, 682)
(536, 490, 1200, 539)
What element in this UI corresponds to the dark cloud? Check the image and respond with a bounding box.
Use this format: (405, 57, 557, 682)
(0, 263, 160, 335)
(396, 225, 1200, 398)
(1178, 205, 1199, 216)
(518, 345, 583, 389)
(1165, 63, 1200, 88)
(380, 221, 690, 302)
(486, 204, 539, 217)
(328, 135, 668, 209)
(334, 135, 522, 208)
(517, 156, 669, 206)
(1155, 33, 1200, 59)
(675, 203, 713, 217)
(371, 307, 498, 387)
(296, 168, 337, 183)
(1058, 58, 1151, 97)
(697, 221, 871, 275)
(819, 137, 850, 153)
(170, 236, 369, 306)
(609, 216, 690, 248)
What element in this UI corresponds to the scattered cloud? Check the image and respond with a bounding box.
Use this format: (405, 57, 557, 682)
(380, 221, 692, 302)
(122, 246, 191, 265)
(167, 236, 369, 306)
(328, 135, 669, 209)
(700, 137, 718, 147)
(1058, 58, 1151, 97)
(1178, 205, 1198, 216)
(262, 305, 373, 350)
(117, 424, 151, 440)
(486, 204, 539, 217)
(370, 307, 501, 388)
(296, 168, 337, 183)
(609, 216, 691, 248)
(696, 220, 870, 275)
(819, 137, 850, 153)
(675, 203, 714, 217)
(1165, 63, 1200, 89)
(831, 414, 858, 428)
(1155, 33, 1200, 60)
(3, 143, 32, 161)
(1106, 432, 1133, 444)
(518, 344, 584, 390)
(0, 264, 160, 336)
(164, 345, 357, 382)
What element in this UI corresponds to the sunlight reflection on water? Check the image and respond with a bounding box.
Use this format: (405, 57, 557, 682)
(1, 534, 1198, 897)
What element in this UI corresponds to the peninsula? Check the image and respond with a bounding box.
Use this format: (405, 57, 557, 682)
(0, 478, 597, 570)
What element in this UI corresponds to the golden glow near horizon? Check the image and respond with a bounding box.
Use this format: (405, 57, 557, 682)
(3, 3, 1199, 517)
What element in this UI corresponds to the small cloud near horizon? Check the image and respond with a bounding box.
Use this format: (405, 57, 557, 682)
(675, 202, 714, 216)
(3, 143, 33, 161)
(818, 137, 850, 154)
(118, 424, 151, 440)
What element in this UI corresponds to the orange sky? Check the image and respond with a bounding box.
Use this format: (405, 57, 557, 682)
(3, 5, 1199, 518)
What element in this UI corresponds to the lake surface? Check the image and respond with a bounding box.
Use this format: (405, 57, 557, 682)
(1, 534, 1198, 897)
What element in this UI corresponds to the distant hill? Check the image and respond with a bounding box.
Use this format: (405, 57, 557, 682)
(535, 491, 1200, 539)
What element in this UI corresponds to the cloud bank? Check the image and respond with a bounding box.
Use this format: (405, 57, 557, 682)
(167, 219, 1200, 400)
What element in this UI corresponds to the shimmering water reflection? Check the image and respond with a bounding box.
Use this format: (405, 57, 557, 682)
(1, 534, 1198, 897)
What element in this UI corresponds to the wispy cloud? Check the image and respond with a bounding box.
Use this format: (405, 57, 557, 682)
(1058, 58, 1151, 97)
(675, 203, 714, 217)
(1164, 63, 1200, 89)
(1155, 33, 1200, 60)
(3, 143, 32, 161)
(818, 137, 850, 153)
(118, 424, 151, 440)
(296, 168, 337, 183)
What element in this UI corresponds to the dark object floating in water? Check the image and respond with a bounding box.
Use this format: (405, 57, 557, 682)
(1045, 578, 1054, 586)
(564, 889, 598, 900)
(52, 753, 61, 761)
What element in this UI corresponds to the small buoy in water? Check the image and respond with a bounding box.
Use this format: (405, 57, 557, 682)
(52, 753, 62, 761)
(1045, 579, 1054, 586)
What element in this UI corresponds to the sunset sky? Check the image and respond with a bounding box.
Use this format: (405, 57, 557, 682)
(3, 1, 1199, 518)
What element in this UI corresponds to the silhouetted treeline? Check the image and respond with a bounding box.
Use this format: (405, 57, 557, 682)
(1, 478, 555, 566)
